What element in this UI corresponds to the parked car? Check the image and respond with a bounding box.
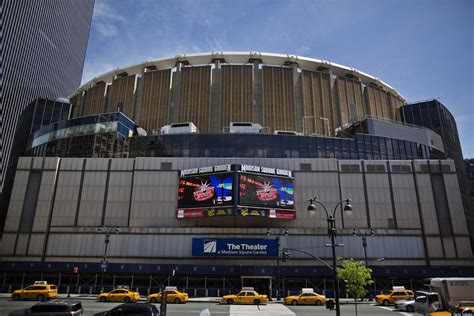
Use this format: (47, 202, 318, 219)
(147, 287, 188, 303)
(93, 303, 158, 316)
(375, 287, 414, 306)
(11, 281, 58, 301)
(220, 289, 268, 305)
(96, 287, 140, 303)
(284, 290, 326, 306)
(394, 296, 418, 312)
(8, 299, 83, 315)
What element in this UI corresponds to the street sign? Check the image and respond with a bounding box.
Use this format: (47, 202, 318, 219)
(100, 260, 108, 270)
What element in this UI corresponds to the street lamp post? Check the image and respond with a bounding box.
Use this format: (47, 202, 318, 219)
(307, 197, 353, 316)
(266, 227, 288, 301)
(352, 229, 375, 265)
(98, 226, 120, 293)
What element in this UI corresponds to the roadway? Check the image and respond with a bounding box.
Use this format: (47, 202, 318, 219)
(0, 297, 414, 316)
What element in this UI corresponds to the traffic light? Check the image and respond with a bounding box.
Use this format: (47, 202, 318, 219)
(343, 279, 349, 290)
(281, 249, 290, 262)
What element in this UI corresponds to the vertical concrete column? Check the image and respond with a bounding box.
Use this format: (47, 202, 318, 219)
(104, 85, 112, 113)
(168, 63, 182, 123)
(210, 60, 221, 132)
(330, 71, 340, 135)
(292, 64, 304, 133)
(252, 61, 263, 125)
(133, 73, 145, 121)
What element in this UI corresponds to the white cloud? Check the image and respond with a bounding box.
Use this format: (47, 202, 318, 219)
(92, 1, 125, 38)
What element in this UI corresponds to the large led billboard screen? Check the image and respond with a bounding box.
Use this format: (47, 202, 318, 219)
(238, 173, 294, 209)
(178, 172, 233, 209)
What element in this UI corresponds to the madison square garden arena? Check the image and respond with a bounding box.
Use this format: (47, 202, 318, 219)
(0, 52, 472, 298)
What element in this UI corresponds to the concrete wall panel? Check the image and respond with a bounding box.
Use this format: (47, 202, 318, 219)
(340, 173, 368, 228)
(392, 174, 421, 229)
(27, 234, 46, 256)
(51, 171, 82, 226)
(4, 170, 30, 232)
(416, 174, 440, 234)
(443, 173, 468, 234)
(32, 171, 56, 232)
(0, 234, 17, 255)
(426, 236, 444, 258)
(15, 233, 29, 255)
(365, 174, 393, 228)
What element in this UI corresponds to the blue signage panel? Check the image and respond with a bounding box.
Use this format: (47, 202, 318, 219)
(192, 238, 277, 257)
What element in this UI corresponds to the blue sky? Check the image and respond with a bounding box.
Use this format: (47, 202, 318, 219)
(83, 0, 474, 157)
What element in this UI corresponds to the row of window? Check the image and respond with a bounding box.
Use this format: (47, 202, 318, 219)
(29, 133, 445, 161)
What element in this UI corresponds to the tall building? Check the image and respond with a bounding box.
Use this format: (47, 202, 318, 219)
(400, 100, 473, 250)
(1, 53, 472, 297)
(0, 0, 95, 193)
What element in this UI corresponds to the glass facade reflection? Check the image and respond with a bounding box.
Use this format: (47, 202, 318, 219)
(29, 131, 445, 161)
(28, 112, 135, 150)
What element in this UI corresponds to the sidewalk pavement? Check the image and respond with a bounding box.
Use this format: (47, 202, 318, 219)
(0, 293, 375, 304)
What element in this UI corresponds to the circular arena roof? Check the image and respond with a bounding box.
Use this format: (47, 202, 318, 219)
(76, 51, 404, 100)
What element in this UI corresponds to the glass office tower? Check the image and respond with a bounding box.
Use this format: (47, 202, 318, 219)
(1, 0, 94, 232)
(1, 0, 94, 192)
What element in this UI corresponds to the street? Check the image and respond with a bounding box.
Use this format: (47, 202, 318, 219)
(0, 297, 414, 316)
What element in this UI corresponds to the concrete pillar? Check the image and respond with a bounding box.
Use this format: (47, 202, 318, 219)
(291, 63, 304, 134)
(169, 63, 183, 123)
(210, 61, 221, 133)
(252, 61, 263, 126)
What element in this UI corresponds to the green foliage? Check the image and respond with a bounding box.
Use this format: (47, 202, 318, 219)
(336, 258, 373, 300)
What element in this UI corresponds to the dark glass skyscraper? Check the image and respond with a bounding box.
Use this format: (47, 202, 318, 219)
(0, 0, 95, 193)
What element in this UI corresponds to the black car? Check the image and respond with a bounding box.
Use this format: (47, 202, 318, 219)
(8, 299, 83, 315)
(94, 303, 159, 316)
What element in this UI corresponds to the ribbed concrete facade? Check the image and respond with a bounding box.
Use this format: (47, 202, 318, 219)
(70, 53, 406, 136)
(1, 156, 471, 267)
(0, 0, 94, 191)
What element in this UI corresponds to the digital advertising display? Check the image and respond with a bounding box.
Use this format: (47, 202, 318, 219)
(238, 173, 294, 209)
(177, 172, 233, 209)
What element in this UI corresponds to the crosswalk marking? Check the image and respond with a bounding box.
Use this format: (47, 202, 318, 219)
(379, 305, 412, 315)
(230, 304, 296, 316)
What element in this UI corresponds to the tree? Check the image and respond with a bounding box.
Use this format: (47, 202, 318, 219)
(337, 259, 373, 315)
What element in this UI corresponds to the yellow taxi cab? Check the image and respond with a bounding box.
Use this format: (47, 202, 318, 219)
(147, 286, 189, 304)
(221, 287, 269, 305)
(376, 286, 414, 306)
(97, 286, 140, 303)
(284, 288, 326, 306)
(11, 281, 58, 301)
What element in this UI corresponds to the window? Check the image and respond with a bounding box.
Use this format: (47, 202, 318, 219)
(161, 162, 172, 170)
(300, 163, 311, 171)
(246, 292, 255, 296)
